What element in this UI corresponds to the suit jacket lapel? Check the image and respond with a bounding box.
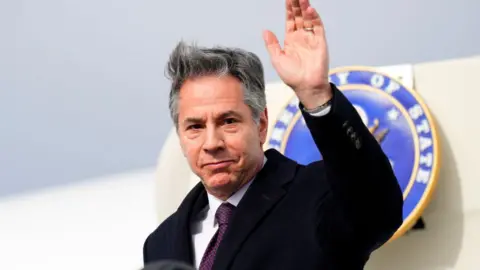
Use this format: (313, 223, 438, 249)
(170, 182, 208, 265)
(212, 149, 299, 270)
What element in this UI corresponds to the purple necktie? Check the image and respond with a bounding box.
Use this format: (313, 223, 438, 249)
(199, 202, 235, 270)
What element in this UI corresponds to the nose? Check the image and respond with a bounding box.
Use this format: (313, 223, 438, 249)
(202, 126, 225, 153)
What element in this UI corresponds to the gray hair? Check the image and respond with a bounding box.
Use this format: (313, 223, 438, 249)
(166, 41, 267, 128)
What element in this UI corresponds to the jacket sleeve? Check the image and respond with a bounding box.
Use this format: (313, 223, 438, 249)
(301, 83, 404, 253)
(143, 234, 151, 264)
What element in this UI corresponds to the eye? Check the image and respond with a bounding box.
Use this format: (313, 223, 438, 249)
(224, 118, 237, 125)
(186, 124, 203, 130)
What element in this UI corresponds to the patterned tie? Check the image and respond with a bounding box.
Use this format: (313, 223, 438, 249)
(199, 202, 236, 270)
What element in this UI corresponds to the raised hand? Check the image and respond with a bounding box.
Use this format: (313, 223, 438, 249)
(263, 0, 332, 109)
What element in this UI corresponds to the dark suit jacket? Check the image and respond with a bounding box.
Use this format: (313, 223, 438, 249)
(143, 84, 403, 270)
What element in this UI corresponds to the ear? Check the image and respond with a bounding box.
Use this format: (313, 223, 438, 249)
(178, 132, 187, 157)
(259, 108, 269, 145)
(181, 145, 187, 157)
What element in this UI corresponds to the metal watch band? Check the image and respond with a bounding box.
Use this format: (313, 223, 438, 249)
(302, 99, 332, 114)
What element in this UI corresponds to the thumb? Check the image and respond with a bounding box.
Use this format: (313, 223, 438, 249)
(263, 30, 282, 59)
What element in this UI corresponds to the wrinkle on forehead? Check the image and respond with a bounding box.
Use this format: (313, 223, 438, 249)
(178, 75, 247, 121)
(180, 76, 243, 99)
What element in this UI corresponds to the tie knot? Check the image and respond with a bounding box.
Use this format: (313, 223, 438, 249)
(215, 202, 235, 226)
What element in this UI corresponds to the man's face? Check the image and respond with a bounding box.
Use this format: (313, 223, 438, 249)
(177, 75, 268, 198)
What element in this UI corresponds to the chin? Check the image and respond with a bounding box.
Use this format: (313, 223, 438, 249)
(205, 172, 235, 190)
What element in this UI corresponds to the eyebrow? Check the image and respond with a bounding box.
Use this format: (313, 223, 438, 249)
(182, 110, 243, 126)
(183, 117, 204, 126)
(218, 110, 243, 120)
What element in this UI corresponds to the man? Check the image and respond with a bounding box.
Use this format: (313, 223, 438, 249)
(143, 0, 403, 269)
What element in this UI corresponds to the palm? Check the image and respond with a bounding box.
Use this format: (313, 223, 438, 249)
(275, 31, 328, 91)
(264, 0, 329, 93)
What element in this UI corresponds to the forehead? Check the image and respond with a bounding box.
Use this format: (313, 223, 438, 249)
(178, 75, 246, 116)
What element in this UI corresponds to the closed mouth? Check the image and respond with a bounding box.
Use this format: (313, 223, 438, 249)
(203, 160, 234, 167)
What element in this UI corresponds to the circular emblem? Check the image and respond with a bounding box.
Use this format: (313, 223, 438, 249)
(267, 66, 440, 241)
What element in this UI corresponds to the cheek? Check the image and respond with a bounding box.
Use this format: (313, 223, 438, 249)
(181, 141, 202, 168)
(225, 131, 260, 158)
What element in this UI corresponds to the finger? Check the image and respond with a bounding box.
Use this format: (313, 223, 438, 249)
(307, 7, 325, 36)
(291, 0, 304, 31)
(285, 0, 296, 33)
(300, 0, 313, 31)
(263, 30, 283, 61)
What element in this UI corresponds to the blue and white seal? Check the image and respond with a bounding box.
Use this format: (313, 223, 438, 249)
(267, 66, 440, 241)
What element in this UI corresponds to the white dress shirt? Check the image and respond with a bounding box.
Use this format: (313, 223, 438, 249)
(191, 157, 266, 269)
(191, 180, 253, 268)
(190, 104, 331, 268)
